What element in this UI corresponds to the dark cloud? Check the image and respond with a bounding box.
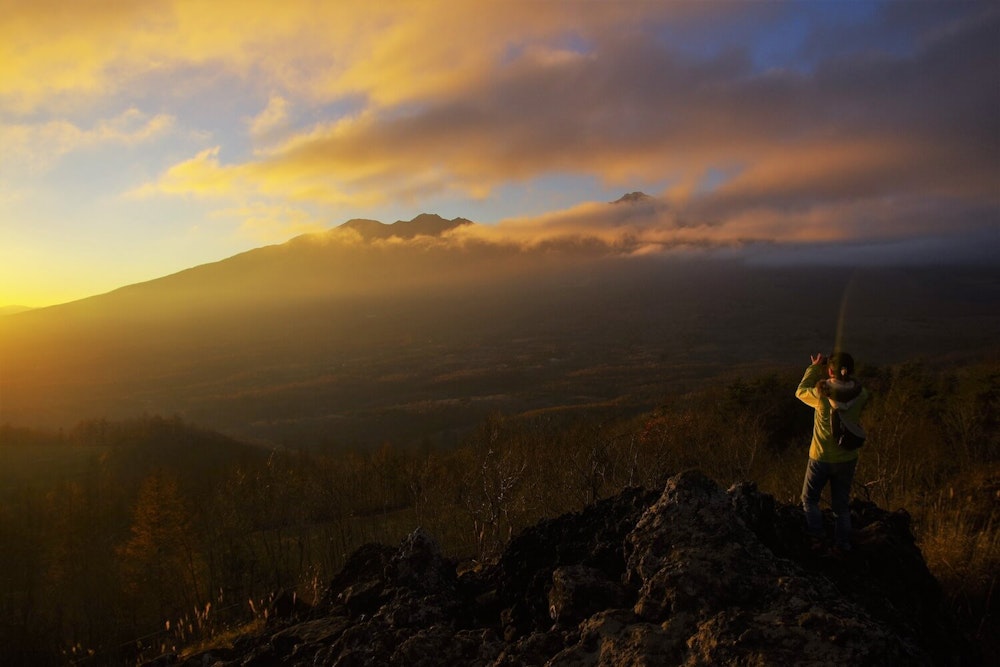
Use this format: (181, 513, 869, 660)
(266, 2, 997, 205)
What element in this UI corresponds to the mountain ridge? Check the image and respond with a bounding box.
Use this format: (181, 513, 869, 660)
(2, 212, 478, 318)
(1, 196, 998, 448)
(337, 213, 474, 241)
(611, 191, 652, 205)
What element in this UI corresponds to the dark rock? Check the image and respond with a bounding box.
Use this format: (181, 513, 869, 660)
(496, 485, 660, 636)
(548, 565, 626, 626)
(179, 647, 236, 665)
(386, 527, 455, 595)
(188, 471, 978, 666)
(320, 542, 396, 613)
(337, 578, 385, 617)
(494, 630, 566, 666)
(623, 470, 924, 664)
(267, 588, 312, 623)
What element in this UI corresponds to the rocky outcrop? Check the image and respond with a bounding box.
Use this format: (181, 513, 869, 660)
(159, 470, 977, 666)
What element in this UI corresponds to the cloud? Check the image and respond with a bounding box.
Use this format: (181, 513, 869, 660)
(214, 202, 326, 243)
(141, 3, 996, 213)
(0, 0, 148, 113)
(132, 146, 239, 198)
(0, 1, 661, 113)
(0, 108, 174, 173)
(249, 95, 291, 144)
(46, 0, 993, 259)
(370, 189, 996, 268)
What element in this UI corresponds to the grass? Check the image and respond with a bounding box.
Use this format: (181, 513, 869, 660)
(913, 466, 1000, 655)
(178, 618, 265, 659)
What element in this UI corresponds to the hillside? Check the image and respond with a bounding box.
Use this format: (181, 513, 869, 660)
(1, 356, 995, 665)
(1, 209, 997, 449)
(150, 472, 978, 666)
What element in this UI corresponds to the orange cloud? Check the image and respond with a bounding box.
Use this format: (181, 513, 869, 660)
(414, 184, 992, 260)
(0, 0, 145, 112)
(0, 1, 691, 114)
(145, 3, 996, 228)
(30, 0, 991, 258)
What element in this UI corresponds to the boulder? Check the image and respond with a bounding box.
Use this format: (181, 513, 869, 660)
(174, 471, 977, 666)
(548, 565, 626, 626)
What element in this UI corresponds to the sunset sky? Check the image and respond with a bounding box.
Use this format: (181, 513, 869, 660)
(1, 1, 997, 308)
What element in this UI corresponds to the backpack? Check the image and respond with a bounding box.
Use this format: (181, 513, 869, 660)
(832, 409, 866, 450)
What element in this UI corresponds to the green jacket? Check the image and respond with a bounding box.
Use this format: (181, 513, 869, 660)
(796, 363, 869, 463)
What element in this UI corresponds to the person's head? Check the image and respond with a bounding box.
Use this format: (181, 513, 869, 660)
(827, 351, 855, 380)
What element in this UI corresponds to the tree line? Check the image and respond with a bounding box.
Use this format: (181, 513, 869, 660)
(0, 359, 996, 664)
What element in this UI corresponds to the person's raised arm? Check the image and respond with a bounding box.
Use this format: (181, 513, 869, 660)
(796, 353, 827, 408)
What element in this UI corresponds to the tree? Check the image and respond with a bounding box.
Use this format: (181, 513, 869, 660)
(119, 471, 203, 625)
(460, 413, 530, 558)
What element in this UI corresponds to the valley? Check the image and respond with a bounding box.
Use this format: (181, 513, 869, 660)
(2, 243, 997, 449)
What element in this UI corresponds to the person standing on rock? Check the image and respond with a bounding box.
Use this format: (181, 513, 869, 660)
(796, 351, 869, 554)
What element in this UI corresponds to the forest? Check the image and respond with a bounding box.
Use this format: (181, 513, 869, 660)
(0, 357, 997, 665)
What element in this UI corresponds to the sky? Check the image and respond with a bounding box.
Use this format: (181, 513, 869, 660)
(1, 1, 997, 308)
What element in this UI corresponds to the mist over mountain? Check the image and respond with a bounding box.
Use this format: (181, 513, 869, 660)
(1, 206, 997, 448)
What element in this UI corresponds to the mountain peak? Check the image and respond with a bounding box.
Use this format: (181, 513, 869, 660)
(611, 191, 652, 205)
(338, 214, 473, 241)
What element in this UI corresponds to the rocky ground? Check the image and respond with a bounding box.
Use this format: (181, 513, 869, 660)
(148, 470, 979, 666)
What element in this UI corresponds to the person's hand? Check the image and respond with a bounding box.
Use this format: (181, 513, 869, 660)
(811, 353, 828, 366)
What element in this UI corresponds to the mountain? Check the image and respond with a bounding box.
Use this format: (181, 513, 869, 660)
(1, 208, 997, 448)
(159, 471, 976, 666)
(611, 191, 652, 204)
(338, 213, 473, 241)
